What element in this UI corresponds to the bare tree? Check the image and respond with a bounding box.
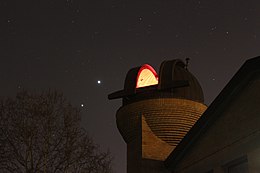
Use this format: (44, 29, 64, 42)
(0, 90, 112, 173)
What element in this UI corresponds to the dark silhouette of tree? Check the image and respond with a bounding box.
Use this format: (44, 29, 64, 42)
(0, 90, 112, 173)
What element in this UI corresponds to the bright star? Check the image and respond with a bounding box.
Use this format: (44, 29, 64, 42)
(81, 104, 84, 107)
(97, 80, 101, 84)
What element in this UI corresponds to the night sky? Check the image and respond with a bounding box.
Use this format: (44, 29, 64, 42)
(1, 0, 260, 172)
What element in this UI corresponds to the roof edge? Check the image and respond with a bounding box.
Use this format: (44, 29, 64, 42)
(165, 56, 260, 171)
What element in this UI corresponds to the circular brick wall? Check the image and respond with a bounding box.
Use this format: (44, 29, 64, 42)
(116, 98, 207, 146)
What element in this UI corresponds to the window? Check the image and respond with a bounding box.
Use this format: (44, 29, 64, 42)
(223, 156, 249, 173)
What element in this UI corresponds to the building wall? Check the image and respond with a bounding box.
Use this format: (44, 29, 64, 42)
(174, 77, 260, 173)
(125, 114, 171, 173)
(116, 98, 206, 173)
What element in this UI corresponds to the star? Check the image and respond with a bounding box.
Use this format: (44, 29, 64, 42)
(97, 80, 101, 84)
(81, 104, 84, 107)
(211, 26, 217, 31)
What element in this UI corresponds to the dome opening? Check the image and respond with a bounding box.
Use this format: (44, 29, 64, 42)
(136, 64, 158, 88)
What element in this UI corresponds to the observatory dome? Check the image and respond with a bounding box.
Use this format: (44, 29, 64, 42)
(158, 59, 204, 103)
(109, 59, 207, 152)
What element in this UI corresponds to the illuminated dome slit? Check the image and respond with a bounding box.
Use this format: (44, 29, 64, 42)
(136, 64, 158, 88)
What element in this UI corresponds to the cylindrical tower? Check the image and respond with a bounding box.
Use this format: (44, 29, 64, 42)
(108, 60, 207, 173)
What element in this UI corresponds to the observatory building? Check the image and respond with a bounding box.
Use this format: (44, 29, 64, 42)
(109, 57, 260, 173)
(109, 59, 207, 173)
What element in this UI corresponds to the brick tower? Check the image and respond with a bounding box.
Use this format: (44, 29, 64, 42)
(108, 59, 207, 173)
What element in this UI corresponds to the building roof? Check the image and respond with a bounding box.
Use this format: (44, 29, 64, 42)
(108, 59, 204, 104)
(165, 56, 260, 171)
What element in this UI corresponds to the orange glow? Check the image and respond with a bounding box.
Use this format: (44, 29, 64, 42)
(136, 64, 158, 88)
